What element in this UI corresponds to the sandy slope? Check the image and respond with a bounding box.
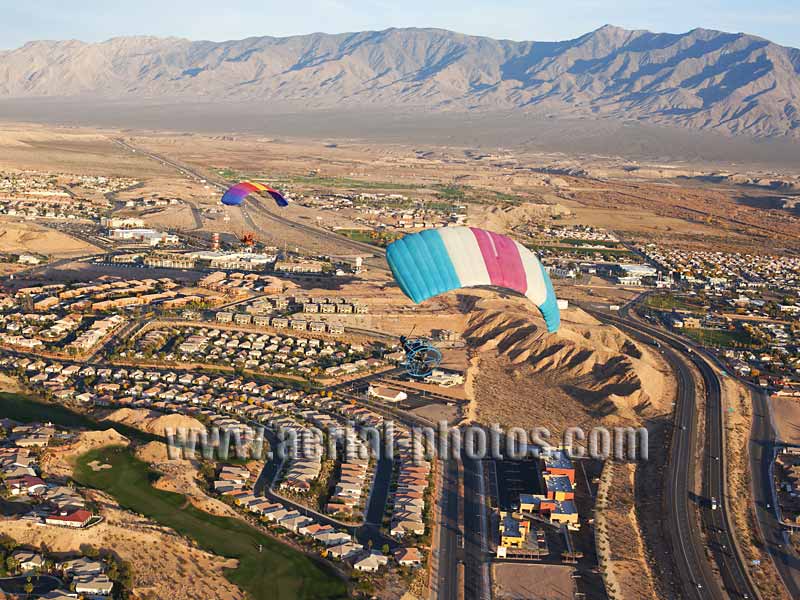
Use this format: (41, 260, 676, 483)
(41, 428, 130, 478)
(462, 297, 673, 600)
(464, 298, 671, 432)
(771, 395, 800, 446)
(136, 441, 242, 519)
(103, 407, 206, 438)
(468, 202, 572, 233)
(33, 430, 243, 599)
(0, 217, 101, 257)
(2, 500, 241, 600)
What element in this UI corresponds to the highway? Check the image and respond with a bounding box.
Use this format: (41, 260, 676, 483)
(111, 137, 389, 270)
(632, 291, 800, 598)
(587, 303, 758, 599)
(696, 341, 757, 599)
(589, 307, 719, 599)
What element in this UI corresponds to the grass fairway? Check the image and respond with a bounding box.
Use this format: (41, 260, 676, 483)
(335, 228, 401, 248)
(644, 293, 703, 312)
(0, 392, 160, 443)
(0, 391, 96, 428)
(73, 446, 347, 600)
(682, 327, 761, 349)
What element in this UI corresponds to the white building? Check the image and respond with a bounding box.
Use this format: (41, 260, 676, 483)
(368, 385, 408, 403)
(110, 228, 178, 246)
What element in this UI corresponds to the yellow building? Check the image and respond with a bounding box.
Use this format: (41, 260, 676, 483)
(519, 493, 556, 514)
(543, 474, 575, 501)
(498, 512, 530, 549)
(683, 316, 702, 328)
(550, 500, 580, 530)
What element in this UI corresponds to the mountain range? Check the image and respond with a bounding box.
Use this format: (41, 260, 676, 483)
(1, 25, 799, 138)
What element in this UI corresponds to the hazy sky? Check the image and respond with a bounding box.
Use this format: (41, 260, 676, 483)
(2, 0, 798, 49)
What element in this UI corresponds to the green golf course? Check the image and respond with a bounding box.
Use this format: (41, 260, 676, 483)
(73, 446, 347, 600)
(0, 391, 347, 599)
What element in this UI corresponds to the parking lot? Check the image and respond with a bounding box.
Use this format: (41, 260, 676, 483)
(495, 458, 541, 511)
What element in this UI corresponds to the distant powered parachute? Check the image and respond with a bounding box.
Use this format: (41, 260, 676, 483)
(386, 226, 560, 333)
(220, 181, 288, 207)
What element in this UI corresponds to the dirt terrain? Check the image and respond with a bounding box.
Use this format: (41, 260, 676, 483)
(101, 407, 206, 438)
(41, 428, 130, 478)
(462, 297, 674, 600)
(135, 441, 244, 519)
(771, 396, 800, 446)
(0, 122, 796, 260)
(493, 563, 576, 599)
(2, 499, 241, 600)
(0, 217, 101, 257)
(0, 124, 163, 176)
(125, 130, 800, 253)
(32, 430, 243, 599)
(465, 300, 671, 432)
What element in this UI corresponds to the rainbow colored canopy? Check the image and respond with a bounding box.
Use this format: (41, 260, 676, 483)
(386, 226, 560, 332)
(220, 181, 288, 207)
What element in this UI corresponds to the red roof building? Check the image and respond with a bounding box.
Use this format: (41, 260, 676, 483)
(45, 509, 92, 528)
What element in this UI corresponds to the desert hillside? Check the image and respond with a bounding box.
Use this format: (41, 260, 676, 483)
(464, 298, 672, 433)
(102, 408, 206, 438)
(1, 494, 241, 600)
(0, 218, 101, 258)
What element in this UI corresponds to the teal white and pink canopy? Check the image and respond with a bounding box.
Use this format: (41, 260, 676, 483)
(386, 226, 560, 333)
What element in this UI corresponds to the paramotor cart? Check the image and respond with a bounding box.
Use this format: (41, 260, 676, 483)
(400, 335, 442, 378)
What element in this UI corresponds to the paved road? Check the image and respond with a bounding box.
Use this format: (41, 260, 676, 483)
(462, 455, 490, 600)
(749, 389, 800, 597)
(594, 302, 759, 599)
(629, 290, 800, 597)
(586, 306, 726, 599)
(112, 137, 389, 271)
(629, 307, 759, 600)
(435, 458, 460, 600)
(696, 345, 756, 599)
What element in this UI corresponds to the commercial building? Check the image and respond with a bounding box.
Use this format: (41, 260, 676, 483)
(274, 260, 326, 274)
(499, 512, 530, 549)
(541, 448, 576, 484)
(543, 474, 575, 501)
(110, 228, 179, 246)
(190, 251, 277, 271)
(101, 216, 145, 228)
(144, 253, 197, 269)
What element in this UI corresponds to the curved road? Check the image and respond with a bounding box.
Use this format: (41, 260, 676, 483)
(632, 291, 800, 598)
(111, 137, 389, 270)
(588, 307, 720, 599)
(588, 303, 758, 599)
